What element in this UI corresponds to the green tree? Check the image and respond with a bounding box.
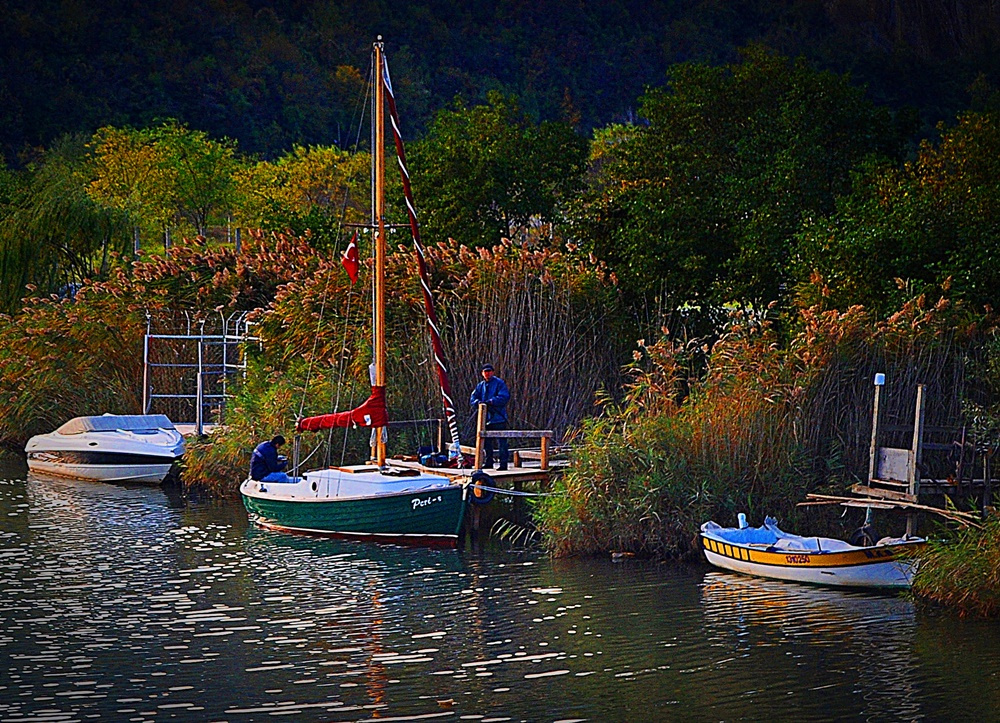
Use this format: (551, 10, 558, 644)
(574, 46, 902, 307)
(87, 125, 173, 246)
(795, 111, 1000, 312)
(235, 145, 369, 248)
(0, 135, 127, 313)
(410, 92, 588, 248)
(152, 121, 242, 237)
(88, 122, 243, 246)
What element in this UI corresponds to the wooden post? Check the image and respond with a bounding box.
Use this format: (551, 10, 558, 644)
(907, 384, 926, 536)
(372, 41, 387, 467)
(540, 434, 550, 471)
(868, 376, 883, 484)
(984, 451, 992, 514)
(474, 403, 487, 469)
(142, 333, 150, 414)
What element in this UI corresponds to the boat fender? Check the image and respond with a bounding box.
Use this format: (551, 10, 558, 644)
(469, 470, 495, 506)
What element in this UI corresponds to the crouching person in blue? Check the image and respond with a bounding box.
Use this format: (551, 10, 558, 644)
(250, 435, 289, 482)
(470, 363, 510, 470)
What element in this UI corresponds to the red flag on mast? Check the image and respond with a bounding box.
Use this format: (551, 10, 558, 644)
(341, 231, 359, 283)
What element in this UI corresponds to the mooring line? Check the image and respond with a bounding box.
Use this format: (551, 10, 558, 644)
(468, 483, 562, 498)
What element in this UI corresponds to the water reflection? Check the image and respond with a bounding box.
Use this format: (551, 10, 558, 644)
(1, 460, 999, 721)
(700, 572, 922, 720)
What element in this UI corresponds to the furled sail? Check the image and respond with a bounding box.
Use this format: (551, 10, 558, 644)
(296, 387, 388, 431)
(380, 56, 462, 457)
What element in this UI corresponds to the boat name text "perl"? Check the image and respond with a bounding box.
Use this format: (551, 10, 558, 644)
(412, 495, 443, 510)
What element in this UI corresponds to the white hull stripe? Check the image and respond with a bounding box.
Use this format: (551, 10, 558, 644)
(256, 520, 457, 541)
(704, 550, 914, 588)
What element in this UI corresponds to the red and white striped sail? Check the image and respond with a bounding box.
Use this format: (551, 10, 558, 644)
(380, 56, 462, 458)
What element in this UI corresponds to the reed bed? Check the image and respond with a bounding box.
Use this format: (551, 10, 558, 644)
(535, 290, 994, 559)
(0, 293, 145, 446)
(912, 516, 1000, 617)
(386, 239, 627, 442)
(0, 232, 329, 451)
(183, 236, 627, 492)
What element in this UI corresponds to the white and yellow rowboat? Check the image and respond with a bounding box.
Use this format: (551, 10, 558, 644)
(700, 517, 926, 589)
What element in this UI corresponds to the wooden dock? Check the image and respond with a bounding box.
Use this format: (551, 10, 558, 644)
(388, 403, 568, 486)
(390, 458, 563, 485)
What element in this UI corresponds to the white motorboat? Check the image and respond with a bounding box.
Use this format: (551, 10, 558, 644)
(25, 414, 185, 483)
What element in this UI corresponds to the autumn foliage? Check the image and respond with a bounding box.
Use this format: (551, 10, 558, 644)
(535, 285, 994, 559)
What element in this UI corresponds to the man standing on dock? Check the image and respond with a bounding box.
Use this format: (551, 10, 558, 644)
(470, 363, 510, 471)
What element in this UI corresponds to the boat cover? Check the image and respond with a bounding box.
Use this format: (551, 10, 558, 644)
(297, 386, 388, 431)
(702, 517, 857, 552)
(701, 521, 779, 545)
(55, 414, 177, 435)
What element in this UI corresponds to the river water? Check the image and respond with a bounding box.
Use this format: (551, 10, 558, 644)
(1, 458, 998, 722)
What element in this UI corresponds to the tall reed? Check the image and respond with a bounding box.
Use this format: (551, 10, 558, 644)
(182, 235, 627, 492)
(388, 239, 627, 442)
(536, 288, 994, 558)
(912, 516, 1000, 617)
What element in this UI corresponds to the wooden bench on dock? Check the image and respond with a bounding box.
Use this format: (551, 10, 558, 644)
(472, 403, 555, 471)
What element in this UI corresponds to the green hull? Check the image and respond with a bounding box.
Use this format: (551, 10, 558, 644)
(242, 484, 468, 547)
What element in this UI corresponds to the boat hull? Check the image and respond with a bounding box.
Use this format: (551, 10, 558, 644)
(241, 482, 468, 548)
(26, 452, 178, 484)
(701, 535, 923, 588)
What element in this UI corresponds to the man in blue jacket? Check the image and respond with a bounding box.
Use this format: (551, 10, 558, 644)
(469, 364, 510, 470)
(250, 435, 289, 482)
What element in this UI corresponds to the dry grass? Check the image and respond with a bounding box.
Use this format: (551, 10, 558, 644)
(535, 290, 994, 559)
(913, 514, 1000, 617)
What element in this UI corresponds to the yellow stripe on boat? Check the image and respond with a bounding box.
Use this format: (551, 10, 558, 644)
(701, 535, 924, 569)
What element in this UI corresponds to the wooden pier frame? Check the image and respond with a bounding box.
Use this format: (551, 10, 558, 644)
(863, 377, 927, 534)
(856, 374, 994, 530)
(473, 403, 553, 471)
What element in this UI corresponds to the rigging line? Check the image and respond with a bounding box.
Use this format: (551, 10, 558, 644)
(326, 76, 375, 467)
(299, 60, 375, 464)
(333, 58, 375, 250)
(295, 252, 335, 421)
(328, 47, 379, 468)
(294, 438, 325, 468)
(326, 286, 357, 466)
(380, 53, 462, 458)
(322, 61, 375, 467)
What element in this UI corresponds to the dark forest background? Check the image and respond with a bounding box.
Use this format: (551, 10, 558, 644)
(6, 2, 1000, 579)
(2, 0, 1000, 165)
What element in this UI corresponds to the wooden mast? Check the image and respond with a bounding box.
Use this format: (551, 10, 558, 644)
(373, 39, 387, 466)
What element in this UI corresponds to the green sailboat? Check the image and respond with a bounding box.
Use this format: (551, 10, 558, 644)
(241, 39, 468, 547)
